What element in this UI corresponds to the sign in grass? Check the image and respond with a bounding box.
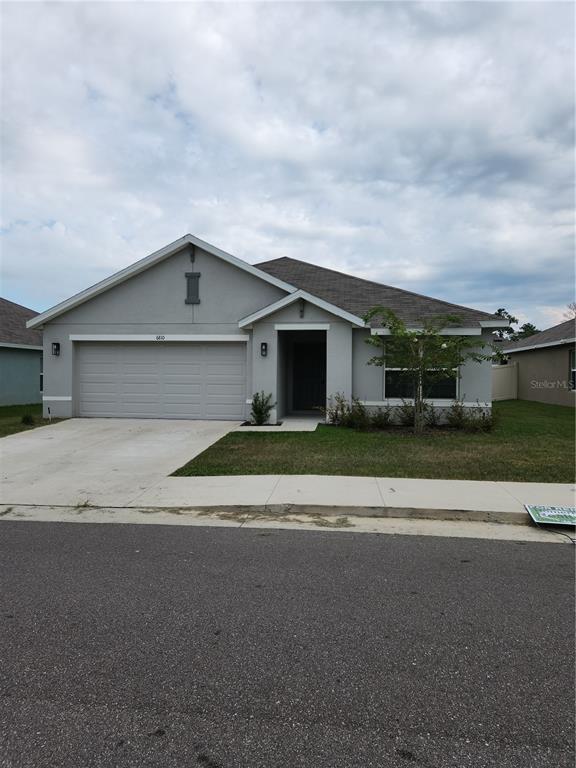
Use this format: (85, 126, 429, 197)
(525, 505, 576, 526)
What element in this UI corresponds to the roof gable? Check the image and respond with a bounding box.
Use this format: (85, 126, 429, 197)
(28, 235, 297, 329)
(256, 257, 502, 328)
(238, 289, 366, 328)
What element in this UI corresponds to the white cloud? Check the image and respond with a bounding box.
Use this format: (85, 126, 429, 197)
(0, 1, 573, 331)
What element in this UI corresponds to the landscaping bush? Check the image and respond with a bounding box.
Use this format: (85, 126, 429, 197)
(325, 395, 495, 433)
(20, 413, 35, 426)
(447, 399, 496, 432)
(250, 391, 276, 425)
(324, 393, 350, 426)
(446, 400, 467, 429)
(346, 398, 371, 430)
(371, 405, 392, 430)
(464, 406, 497, 433)
(423, 402, 441, 429)
(397, 401, 415, 427)
(324, 394, 371, 430)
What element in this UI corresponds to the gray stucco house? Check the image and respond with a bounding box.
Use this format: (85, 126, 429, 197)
(502, 320, 575, 407)
(28, 234, 504, 422)
(0, 297, 43, 406)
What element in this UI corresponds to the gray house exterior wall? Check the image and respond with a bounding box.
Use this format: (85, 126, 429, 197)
(0, 347, 42, 405)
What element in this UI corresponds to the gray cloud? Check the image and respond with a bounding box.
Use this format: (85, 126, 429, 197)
(1, 1, 573, 329)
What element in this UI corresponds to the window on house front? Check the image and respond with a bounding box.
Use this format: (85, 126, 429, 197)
(384, 370, 458, 399)
(570, 348, 575, 391)
(39, 355, 43, 393)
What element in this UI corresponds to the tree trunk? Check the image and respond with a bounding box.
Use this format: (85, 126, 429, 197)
(414, 395, 425, 434)
(414, 344, 425, 434)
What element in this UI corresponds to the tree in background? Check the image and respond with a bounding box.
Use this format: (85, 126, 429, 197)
(364, 308, 489, 435)
(493, 308, 518, 341)
(493, 308, 540, 342)
(515, 322, 540, 340)
(564, 303, 576, 320)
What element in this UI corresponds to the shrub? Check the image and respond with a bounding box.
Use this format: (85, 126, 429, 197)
(347, 398, 371, 430)
(446, 399, 467, 429)
(250, 391, 276, 425)
(371, 405, 392, 430)
(446, 400, 496, 432)
(324, 394, 370, 430)
(397, 400, 415, 427)
(423, 402, 440, 429)
(324, 393, 350, 426)
(21, 413, 35, 426)
(464, 405, 497, 433)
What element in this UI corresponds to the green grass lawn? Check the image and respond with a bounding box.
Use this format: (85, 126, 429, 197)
(173, 401, 575, 483)
(0, 404, 58, 438)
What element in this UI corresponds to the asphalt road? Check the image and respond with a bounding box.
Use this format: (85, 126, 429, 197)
(0, 523, 573, 768)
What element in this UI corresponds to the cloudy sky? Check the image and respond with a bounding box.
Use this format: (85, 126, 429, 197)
(1, 1, 574, 329)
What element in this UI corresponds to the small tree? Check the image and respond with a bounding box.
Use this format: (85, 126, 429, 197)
(364, 308, 489, 434)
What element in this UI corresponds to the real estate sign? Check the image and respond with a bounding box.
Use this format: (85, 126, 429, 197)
(525, 505, 576, 526)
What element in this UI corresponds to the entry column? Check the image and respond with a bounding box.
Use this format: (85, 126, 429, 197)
(326, 324, 352, 402)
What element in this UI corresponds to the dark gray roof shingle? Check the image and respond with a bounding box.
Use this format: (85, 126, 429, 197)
(256, 257, 500, 327)
(503, 319, 575, 353)
(0, 298, 43, 346)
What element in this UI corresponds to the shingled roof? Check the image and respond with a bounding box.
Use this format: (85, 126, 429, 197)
(0, 297, 43, 346)
(503, 319, 575, 354)
(256, 257, 501, 327)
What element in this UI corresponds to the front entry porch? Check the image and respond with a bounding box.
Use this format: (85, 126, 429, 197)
(277, 330, 327, 418)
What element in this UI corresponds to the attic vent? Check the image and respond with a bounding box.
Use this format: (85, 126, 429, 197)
(185, 272, 201, 305)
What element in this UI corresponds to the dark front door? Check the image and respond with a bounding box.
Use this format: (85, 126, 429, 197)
(292, 341, 326, 411)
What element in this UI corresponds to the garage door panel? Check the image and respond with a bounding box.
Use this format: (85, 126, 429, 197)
(120, 382, 160, 395)
(77, 342, 245, 419)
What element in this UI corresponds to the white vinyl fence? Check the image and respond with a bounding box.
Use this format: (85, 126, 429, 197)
(492, 363, 518, 401)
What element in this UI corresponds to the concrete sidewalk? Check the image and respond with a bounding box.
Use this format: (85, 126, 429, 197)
(127, 475, 575, 524)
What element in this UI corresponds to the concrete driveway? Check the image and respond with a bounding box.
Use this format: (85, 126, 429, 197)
(0, 419, 238, 507)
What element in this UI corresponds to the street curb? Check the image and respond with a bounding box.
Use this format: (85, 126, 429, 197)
(1, 502, 530, 525)
(189, 504, 530, 526)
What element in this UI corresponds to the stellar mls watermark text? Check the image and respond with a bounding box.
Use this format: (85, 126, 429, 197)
(530, 379, 570, 390)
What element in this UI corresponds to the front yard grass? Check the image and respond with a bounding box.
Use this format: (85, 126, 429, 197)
(173, 400, 575, 483)
(0, 404, 58, 438)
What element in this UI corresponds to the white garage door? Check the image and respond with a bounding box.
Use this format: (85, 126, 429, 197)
(76, 342, 246, 419)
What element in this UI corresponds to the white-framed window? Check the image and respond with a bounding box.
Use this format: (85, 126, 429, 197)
(39, 355, 43, 393)
(570, 348, 575, 391)
(384, 369, 458, 399)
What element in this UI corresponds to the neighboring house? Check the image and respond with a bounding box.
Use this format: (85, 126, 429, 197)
(502, 320, 576, 407)
(0, 297, 43, 406)
(27, 234, 504, 421)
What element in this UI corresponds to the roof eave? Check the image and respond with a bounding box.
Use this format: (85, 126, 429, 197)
(479, 319, 509, 328)
(503, 337, 576, 354)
